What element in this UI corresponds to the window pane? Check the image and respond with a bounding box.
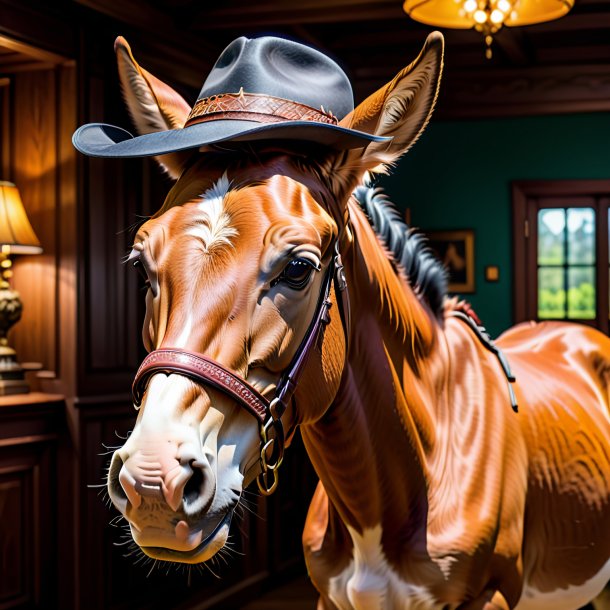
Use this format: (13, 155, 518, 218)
(567, 208, 595, 264)
(538, 209, 565, 265)
(568, 267, 596, 319)
(538, 267, 565, 319)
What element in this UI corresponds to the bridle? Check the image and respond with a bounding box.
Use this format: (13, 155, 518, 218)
(132, 240, 350, 495)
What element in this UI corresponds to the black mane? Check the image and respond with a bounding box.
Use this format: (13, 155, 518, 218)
(353, 185, 448, 319)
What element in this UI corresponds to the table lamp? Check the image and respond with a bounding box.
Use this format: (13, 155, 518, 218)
(0, 181, 42, 395)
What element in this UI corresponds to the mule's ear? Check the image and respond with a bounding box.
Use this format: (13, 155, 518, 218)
(326, 32, 443, 204)
(115, 36, 192, 179)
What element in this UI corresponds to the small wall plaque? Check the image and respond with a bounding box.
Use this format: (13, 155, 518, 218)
(485, 265, 499, 282)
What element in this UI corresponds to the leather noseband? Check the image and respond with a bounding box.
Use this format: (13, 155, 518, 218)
(132, 241, 350, 495)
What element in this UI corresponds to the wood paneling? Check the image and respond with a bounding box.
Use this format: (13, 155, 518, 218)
(0, 393, 64, 609)
(0, 53, 76, 396)
(11, 69, 60, 378)
(78, 72, 169, 394)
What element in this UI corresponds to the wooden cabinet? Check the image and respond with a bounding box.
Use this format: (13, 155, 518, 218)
(0, 393, 65, 610)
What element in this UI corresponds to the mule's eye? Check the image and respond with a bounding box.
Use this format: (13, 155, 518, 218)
(274, 258, 317, 290)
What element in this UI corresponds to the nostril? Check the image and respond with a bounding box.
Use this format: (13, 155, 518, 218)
(108, 453, 128, 506)
(183, 463, 204, 506)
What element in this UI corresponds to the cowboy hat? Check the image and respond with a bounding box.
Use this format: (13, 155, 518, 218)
(72, 35, 390, 157)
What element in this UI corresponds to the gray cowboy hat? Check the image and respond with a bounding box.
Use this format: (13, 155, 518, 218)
(72, 36, 390, 158)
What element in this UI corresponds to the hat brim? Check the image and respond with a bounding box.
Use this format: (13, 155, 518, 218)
(72, 119, 389, 158)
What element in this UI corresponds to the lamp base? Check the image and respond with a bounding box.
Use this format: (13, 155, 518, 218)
(0, 349, 29, 395)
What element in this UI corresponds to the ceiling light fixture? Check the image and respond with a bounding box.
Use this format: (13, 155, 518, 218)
(403, 0, 574, 58)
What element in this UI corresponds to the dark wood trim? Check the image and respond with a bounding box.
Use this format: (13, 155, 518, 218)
(513, 181, 610, 198)
(525, 200, 537, 323)
(0, 0, 76, 61)
(0, 391, 64, 408)
(0, 33, 70, 64)
(0, 433, 58, 448)
(596, 197, 609, 335)
(441, 65, 610, 119)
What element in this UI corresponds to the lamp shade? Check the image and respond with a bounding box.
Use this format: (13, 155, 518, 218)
(403, 0, 574, 28)
(0, 181, 42, 254)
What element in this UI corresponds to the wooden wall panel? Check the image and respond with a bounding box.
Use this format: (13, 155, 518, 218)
(11, 69, 58, 377)
(0, 77, 9, 177)
(0, 397, 62, 610)
(78, 60, 170, 396)
(0, 475, 26, 604)
(54, 65, 78, 396)
(4, 65, 78, 397)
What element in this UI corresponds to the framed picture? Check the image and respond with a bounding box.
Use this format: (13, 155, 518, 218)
(426, 229, 475, 293)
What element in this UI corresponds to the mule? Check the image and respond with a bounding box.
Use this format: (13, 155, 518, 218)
(95, 34, 610, 609)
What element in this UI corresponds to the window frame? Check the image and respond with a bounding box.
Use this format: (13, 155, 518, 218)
(513, 180, 610, 334)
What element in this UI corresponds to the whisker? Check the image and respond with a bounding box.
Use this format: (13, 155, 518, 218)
(238, 495, 258, 510)
(102, 442, 123, 451)
(113, 538, 132, 547)
(204, 558, 221, 579)
(224, 540, 245, 556)
(146, 559, 158, 578)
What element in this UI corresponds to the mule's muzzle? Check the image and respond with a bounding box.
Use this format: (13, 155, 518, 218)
(106, 444, 236, 562)
(108, 446, 215, 517)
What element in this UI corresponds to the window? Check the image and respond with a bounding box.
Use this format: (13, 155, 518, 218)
(513, 181, 610, 334)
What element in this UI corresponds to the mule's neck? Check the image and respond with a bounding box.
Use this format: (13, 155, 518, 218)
(301, 200, 446, 541)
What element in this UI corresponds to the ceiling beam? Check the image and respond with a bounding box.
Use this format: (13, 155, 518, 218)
(439, 63, 610, 118)
(183, 2, 404, 29)
(492, 28, 532, 65)
(73, 0, 217, 53)
(529, 11, 610, 32)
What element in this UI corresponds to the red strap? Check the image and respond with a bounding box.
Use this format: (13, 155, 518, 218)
(132, 349, 269, 422)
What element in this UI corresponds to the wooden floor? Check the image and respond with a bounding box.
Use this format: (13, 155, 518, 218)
(238, 575, 318, 610)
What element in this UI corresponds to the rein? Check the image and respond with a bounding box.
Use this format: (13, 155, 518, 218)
(132, 240, 350, 495)
(451, 310, 519, 413)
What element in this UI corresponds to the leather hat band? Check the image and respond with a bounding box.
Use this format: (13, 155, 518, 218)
(184, 90, 339, 128)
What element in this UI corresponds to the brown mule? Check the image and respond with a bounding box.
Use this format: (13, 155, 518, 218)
(92, 34, 610, 609)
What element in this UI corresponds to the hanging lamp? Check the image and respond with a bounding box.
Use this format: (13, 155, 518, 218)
(403, 0, 574, 58)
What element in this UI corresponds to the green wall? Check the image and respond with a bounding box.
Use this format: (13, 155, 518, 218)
(380, 112, 610, 338)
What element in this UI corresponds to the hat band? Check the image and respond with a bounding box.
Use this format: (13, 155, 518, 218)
(184, 91, 339, 128)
